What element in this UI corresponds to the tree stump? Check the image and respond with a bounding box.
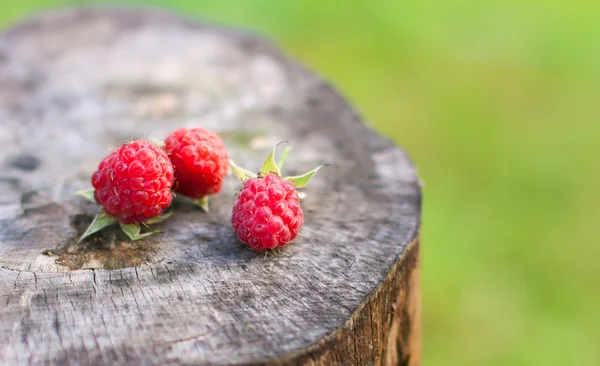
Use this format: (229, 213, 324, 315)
(0, 8, 422, 366)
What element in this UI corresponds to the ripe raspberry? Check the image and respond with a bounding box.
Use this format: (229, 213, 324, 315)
(232, 174, 303, 250)
(91, 139, 174, 224)
(164, 127, 228, 209)
(230, 146, 326, 251)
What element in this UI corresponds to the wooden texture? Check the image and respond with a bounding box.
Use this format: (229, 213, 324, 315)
(0, 8, 422, 365)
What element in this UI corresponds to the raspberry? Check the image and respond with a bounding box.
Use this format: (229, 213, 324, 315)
(230, 146, 326, 251)
(232, 174, 303, 250)
(91, 139, 174, 224)
(164, 127, 228, 209)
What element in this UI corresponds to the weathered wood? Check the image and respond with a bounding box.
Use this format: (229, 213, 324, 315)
(0, 8, 421, 365)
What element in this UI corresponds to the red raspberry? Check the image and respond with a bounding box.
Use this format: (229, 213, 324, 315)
(230, 145, 326, 252)
(231, 173, 303, 251)
(91, 139, 174, 224)
(164, 127, 228, 201)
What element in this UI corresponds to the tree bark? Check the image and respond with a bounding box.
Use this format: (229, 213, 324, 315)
(0, 8, 422, 365)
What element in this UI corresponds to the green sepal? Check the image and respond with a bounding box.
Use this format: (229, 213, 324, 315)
(260, 145, 281, 177)
(284, 164, 328, 188)
(230, 159, 257, 182)
(277, 146, 292, 170)
(75, 189, 96, 203)
(78, 209, 117, 243)
(120, 223, 162, 241)
(145, 211, 173, 225)
(195, 196, 210, 212)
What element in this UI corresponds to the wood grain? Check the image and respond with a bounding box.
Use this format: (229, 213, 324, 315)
(0, 8, 422, 365)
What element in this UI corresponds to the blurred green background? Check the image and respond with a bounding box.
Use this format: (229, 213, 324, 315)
(1, 1, 598, 365)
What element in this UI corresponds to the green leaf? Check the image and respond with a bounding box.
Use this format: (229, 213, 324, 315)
(277, 146, 292, 170)
(120, 223, 161, 241)
(145, 211, 173, 225)
(78, 209, 117, 242)
(230, 159, 257, 182)
(260, 145, 281, 177)
(284, 164, 328, 188)
(195, 196, 210, 212)
(75, 189, 96, 203)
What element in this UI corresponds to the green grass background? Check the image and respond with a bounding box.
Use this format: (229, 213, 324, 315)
(1, 1, 598, 365)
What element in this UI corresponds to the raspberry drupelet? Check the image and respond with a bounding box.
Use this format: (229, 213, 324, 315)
(91, 139, 174, 224)
(230, 146, 326, 251)
(164, 127, 228, 211)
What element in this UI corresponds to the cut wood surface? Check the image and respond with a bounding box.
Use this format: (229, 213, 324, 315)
(0, 8, 422, 365)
